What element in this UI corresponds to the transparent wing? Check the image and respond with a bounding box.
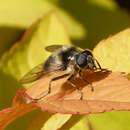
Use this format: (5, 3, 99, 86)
(20, 63, 45, 84)
(20, 62, 65, 84)
(45, 45, 63, 52)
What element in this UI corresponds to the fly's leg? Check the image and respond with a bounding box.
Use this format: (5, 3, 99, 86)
(93, 58, 108, 72)
(34, 73, 70, 100)
(67, 74, 83, 100)
(94, 58, 102, 70)
(79, 70, 94, 91)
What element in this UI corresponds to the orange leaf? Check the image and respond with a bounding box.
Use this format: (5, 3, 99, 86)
(25, 70, 130, 114)
(0, 90, 37, 130)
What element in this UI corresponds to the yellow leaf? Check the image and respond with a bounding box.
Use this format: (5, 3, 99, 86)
(93, 28, 130, 73)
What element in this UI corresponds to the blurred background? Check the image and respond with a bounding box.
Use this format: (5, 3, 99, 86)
(0, 0, 130, 58)
(0, 0, 130, 130)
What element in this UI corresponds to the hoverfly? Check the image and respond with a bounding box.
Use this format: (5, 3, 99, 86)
(20, 45, 105, 100)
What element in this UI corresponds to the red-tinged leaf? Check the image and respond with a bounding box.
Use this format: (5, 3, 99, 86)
(0, 90, 37, 130)
(25, 70, 130, 114)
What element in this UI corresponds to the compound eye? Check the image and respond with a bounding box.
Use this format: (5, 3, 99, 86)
(83, 50, 93, 56)
(76, 53, 87, 68)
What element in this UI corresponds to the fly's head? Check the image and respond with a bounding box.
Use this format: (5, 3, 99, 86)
(76, 50, 97, 70)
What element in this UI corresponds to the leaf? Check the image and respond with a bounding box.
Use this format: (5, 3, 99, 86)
(127, 73, 130, 80)
(0, 0, 85, 39)
(1, 0, 130, 50)
(0, 90, 37, 130)
(0, 27, 24, 58)
(93, 28, 130, 73)
(27, 112, 71, 130)
(0, 0, 84, 59)
(0, 12, 72, 129)
(0, 70, 39, 130)
(1, 11, 71, 83)
(61, 115, 89, 130)
(88, 111, 130, 130)
(89, 28, 130, 130)
(25, 70, 130, 114)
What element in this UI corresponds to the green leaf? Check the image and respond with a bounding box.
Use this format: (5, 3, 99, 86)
(88, 28, 130, 130)
(89, 111, 130, 130)
(1, 11, 71, 82)
(41, 113, 71, 130)
(0, 12, 73, 130)
(1, 11, 90, 130)
(61, 115, 89, 130)
(69, 116, 89, 130)
(0, 0, 85, 39)
(27, 112, 71, 130)
(1, 0, 130, 51)
(0, 27, 24, 58)
(93, 28, 130, 73)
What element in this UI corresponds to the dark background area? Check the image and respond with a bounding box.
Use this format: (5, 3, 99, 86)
(116, 0, 130, 11)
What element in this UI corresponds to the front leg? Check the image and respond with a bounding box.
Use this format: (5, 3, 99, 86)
(94, 58, 108, 72)
(79, 69, 94, 91)
(67, 74, 83, 100)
